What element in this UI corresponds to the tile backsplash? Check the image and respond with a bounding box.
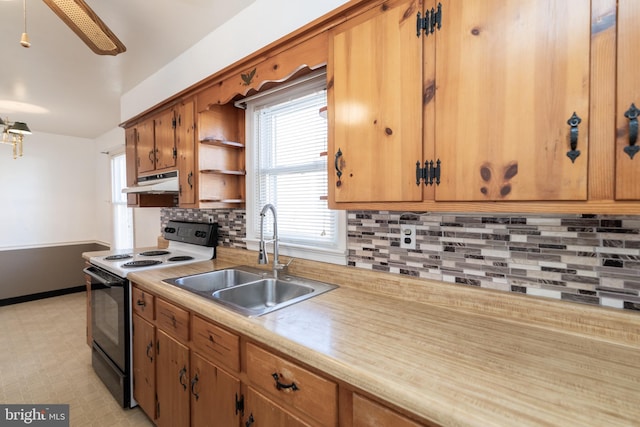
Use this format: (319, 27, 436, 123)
(162, 208, 640, 312)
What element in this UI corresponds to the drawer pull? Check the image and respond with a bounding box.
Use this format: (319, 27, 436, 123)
(624, 103, 639, 159)
(566, 112, 582, 163)
(208, 334, 215, 344)
(146, 341, 153, 362)
(179, 366, 187, 391)
(245, 414, 255, 427)
(171, 315, 177, 328)
(272, 372, 299, 392)
(136, 299, 146, 308)
(190, 373, 199, 401)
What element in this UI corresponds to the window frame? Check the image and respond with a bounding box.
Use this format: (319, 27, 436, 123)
(242, 71, 347, 265)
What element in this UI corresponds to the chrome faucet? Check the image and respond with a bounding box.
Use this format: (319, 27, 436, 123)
(258, 203, 286, 279)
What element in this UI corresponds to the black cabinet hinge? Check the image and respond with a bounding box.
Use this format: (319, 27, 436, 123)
(235, 393, 244, 416)
(172, 116, 177, 129)
(172, 147, 177, 159)
(417, 3, 442, 37)
(416, 159, 441, 186)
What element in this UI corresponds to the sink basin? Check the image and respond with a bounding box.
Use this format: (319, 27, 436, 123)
(164, 266, 337, 317)
(163, 268, 263, 293)
(212, 278, 313, 315)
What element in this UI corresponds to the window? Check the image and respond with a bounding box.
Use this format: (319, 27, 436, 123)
(243, 71, 346, 265)
(111, 152, 133, 249)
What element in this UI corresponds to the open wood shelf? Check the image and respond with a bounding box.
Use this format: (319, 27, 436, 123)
(200, 138, 245, 149)
(200, 169, 246, 176)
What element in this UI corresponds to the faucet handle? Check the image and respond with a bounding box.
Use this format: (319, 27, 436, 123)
(258, 242, 269, 265)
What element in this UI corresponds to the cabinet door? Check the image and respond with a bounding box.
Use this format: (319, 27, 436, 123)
(615, 0, 640, 200)
(156, 329, 190, 427)
(434, 0, 590, 201)
(155, 109, 177, 170)
(176, 100, 197, 207)
(137, 119, 156, 174)
(132, 314, 156, 421)
(191, 352, 242, 427)
(244, 387, 310, 427)
(330, 0, 423, 202)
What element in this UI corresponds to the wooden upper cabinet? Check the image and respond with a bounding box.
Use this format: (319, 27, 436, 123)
(329, 0, 424, 202)
(434, 0, 590, 201)
(615, 0, 640, 200)
(137, 119, 156, 174)
(175, 99, 197, 207)
(154, 109, 177, 170)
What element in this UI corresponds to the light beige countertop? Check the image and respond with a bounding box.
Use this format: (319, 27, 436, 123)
(89, 247, 640, 426)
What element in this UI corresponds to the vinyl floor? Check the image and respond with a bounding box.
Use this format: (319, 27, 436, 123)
(0, 292, 153, 426)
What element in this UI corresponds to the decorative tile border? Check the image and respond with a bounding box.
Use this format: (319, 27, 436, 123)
(348, 211, 640, 311)
(162, 208, 640, 312)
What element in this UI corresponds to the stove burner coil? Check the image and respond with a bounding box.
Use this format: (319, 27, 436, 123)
(123, 260, 163, 268)
(104, 254, 133, 261)
(167, 256, 195, 262)
(139, 250, 170, 256)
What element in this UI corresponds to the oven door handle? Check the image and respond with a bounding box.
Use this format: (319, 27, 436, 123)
(84, 266, 125, 287)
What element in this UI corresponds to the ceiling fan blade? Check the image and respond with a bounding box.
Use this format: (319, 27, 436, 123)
(42, 0, 126, 56)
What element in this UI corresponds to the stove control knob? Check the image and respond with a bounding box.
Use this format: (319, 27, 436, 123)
(164, 227, 176, 234)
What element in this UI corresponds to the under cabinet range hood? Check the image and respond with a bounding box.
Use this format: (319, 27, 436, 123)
(122, 171, 179, 194)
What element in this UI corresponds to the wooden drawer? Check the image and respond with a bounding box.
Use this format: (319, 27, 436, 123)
(353, 394, 424, 427)
(155, 298, 189, 342)
(132, 286, 154, 322)
(191, 315, 240, 372)
(246, 342, 337, 426)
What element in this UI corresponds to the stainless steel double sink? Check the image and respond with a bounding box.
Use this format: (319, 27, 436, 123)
(163, 266, 337, 317)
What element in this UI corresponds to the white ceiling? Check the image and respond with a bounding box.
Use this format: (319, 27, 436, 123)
(0, 0, 255, 138)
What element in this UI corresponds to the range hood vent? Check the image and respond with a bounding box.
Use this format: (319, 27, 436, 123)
(122, 171, 179, 194)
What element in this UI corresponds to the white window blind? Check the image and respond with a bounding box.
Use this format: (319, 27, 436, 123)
(244, 72, 346, 264)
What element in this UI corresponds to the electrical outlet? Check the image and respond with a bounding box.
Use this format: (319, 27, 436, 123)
(400, 224, 417, 250)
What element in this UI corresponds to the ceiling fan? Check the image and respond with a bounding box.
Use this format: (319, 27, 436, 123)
(41, 0, 126, 55)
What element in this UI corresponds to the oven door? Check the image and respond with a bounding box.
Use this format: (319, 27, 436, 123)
(85, 265, 128, 371)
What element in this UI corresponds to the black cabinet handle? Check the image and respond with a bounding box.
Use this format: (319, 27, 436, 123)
(190, 373, 199, 401)
(566, 112, 582, 163)
(624, 103, 639, 159)
(334, 148, 343, 187)
(245, 414, 254, 427)
(136, 299, 146, 307)
(179, 366, 187, 391)
(187, 171, 194, 188)
(272, 372, 299, 391)
(146, 341, 153, 362)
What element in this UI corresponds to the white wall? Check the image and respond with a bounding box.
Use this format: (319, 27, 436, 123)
(121, 0, 350, 121)
(0, 131, 96, 249)
(93, 126, 161, 249)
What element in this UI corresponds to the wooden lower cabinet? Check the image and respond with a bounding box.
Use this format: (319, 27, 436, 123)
(132, 313, 156, 421)
(156, 329, 190, 427)
(190, 351, 242, 426)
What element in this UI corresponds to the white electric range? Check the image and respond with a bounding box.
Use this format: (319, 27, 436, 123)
(85, 220, 218, 408)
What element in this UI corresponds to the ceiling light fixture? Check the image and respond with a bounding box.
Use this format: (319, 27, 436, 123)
(20, 0, 30, 47)
(42, 0, 126, 56)
(1, 118, 32, 159)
